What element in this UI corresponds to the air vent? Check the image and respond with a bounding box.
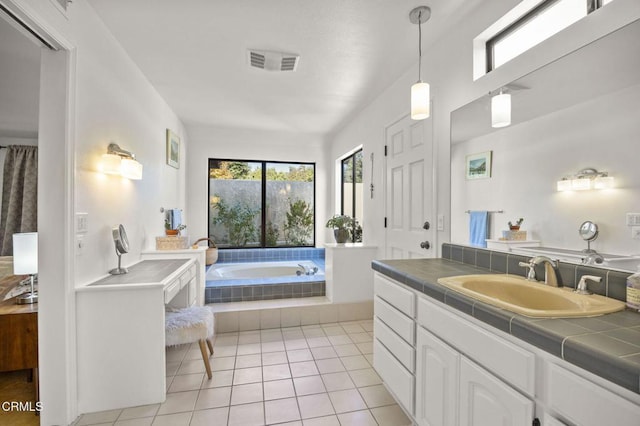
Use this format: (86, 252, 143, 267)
(248, 49, 299, 72)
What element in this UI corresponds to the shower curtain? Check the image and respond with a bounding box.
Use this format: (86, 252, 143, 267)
(0, 145, 38, 256)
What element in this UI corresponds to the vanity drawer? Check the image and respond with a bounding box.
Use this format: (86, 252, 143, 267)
(374, 317, 414, 372)
(374, 338, 415, 415)
(375, 296, 415, 345)
(180, 263, 196, 287)
(418, 296, 535, 396)
(164, 279, 180, 304)
(374, 273, 415, 317)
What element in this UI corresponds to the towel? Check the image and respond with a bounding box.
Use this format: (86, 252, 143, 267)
(469, 211, 489, 248)
(170, 209, 182, 229)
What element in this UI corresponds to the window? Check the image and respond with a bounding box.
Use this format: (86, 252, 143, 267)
(341, 149, 363, 242)
(208, 159, 315, 248)
(487, 0, 613, 72)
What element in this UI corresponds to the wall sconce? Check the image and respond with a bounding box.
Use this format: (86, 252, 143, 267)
(557, 168, 614, 192)
(409, 6, 431, 120)
(100, 143, 143, 180)
(491, 88, 511, 128)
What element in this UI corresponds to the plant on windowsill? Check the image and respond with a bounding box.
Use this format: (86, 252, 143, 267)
(165, 219, 187, 236)
(326, 214, 356, 244)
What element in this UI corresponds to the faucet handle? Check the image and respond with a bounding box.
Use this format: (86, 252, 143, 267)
(519, 261, 536, 281)
(575, 275, 602, 295)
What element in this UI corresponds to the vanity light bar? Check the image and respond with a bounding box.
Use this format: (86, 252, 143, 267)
(556, 168, 614, 192)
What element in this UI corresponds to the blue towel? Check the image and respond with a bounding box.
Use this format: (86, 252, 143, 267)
(469, 211, 489, 248)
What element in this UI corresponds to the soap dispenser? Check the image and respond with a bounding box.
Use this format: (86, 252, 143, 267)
(626, 267, 640, 312)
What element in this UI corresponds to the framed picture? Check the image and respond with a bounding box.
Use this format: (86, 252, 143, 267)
(166, 129, 180, 169)
(466, 151, 492, 179)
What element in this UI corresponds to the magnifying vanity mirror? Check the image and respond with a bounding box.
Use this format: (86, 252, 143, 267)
(579, 221, 598, 253)
(109, 224, 130, 275)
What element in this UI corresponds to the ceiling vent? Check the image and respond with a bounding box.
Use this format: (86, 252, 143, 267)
(248, 49, 299, 72)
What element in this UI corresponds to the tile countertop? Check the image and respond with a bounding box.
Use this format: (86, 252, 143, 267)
(84, 259, 189, 288)
(372, 258, 640, 395)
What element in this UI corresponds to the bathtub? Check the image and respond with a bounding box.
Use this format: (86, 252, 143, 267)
(206, 260, 321, 281)
(205, 259, 326, 303)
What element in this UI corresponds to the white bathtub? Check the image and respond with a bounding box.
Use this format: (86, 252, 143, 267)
(206, 260, 320, 280)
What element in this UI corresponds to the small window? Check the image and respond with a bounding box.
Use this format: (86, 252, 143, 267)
(486, 0, 613, 72)
(340, 149, 363, 242)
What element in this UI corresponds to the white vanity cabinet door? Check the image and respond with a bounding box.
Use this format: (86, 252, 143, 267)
(416, 326, 459, 426)
(459, 357, 534, 426)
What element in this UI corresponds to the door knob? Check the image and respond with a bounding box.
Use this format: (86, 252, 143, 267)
(420, 241, 430, 250)
(423, 221, 430, 230)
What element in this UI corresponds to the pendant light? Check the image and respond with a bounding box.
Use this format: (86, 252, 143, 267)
(491, 88, 511, 128)
(410, 6, 431, 120)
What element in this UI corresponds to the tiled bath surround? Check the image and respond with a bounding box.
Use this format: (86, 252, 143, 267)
(206, 248, 326, 304)
(442, 243, 632, 302)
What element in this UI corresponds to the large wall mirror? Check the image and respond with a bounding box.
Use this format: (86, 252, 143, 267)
(450, 18, 640, 271)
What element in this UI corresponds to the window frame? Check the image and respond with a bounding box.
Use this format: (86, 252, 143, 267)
(486, 0, 603, 72)
(208, 158, 316, 249)
(340, 149, 362, 220)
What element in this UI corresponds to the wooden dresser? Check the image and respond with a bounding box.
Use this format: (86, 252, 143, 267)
(0, 275, 38, 391)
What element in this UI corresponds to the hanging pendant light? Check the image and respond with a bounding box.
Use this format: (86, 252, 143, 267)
(410, 6, 431, 120)
(491, 88, 511, 128)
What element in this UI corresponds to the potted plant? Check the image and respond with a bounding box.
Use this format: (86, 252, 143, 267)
(165, 219, 187, 236)
(508, 218, 524, 231)
(326, 214, 356, 244)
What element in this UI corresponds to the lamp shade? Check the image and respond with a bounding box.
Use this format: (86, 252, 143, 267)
(411, 81, 430, 120)
(13, 232, 38, 275)
(491, 92, 511, 128)
(120, 158, 143, 180)
(100, 153, 122, 175)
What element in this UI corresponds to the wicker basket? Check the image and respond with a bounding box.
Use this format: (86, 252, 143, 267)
(193, 238, 218, 265)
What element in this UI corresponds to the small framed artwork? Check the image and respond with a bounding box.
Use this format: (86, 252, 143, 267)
(466, 151, 492, 179)
(166, 129, 180, 169)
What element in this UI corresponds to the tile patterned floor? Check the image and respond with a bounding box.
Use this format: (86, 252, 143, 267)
(75, 320, 412, 426)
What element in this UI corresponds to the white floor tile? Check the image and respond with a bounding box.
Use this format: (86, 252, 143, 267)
(348, 333, 373, 343)
(167, 373, 204, 393)
(340, 355, 370, 371)
(348, 368, 381, 388)
(321, 372, 356, 392)
(337, 410, 378, 426)
(302, 415, 341, 426)
(236, 353, 262, 368)
(355, 342, 373, 355)
(233, 366, 263, 385)
(211, 356, 235, 372)
(263, 363, 292, 381)
(231, 382, 263, 405)
(322, 326, 346, 336)
(237, 343, 262, 355)
(293, 375, 326, 396)
(341, 324, 366, 334)
(228, 402, 265, 426)
(189, 407, 229, 426)
(194, 386, 232, 410)
(311, 346, 338, 360)
(316, 358, 345, 374)
(176, 359, 206, 375)
(211, 345, 237, 358)
(306, 336, 332, 348)
(201, 369, 234, 388)
(333, 344, 361, 357)
(76, 409, 122, 425)
(157, 390, 198, 415)
(328, 335, 353, 346)
(118, 404, 160, 421)
(285, 338, 309, 350)
(264, 378, 296, 400)
(265, 397, 301, 424)
(262, 351, 288, 365)
(151, 412, 191, 426)
(287, 348, 314, 362)
(262, 341, 286, 353)
(290, 361, 319, 378)
(370, 404, 412, 426)
(328, 389, 367, 414)
(297, 393, 335, 419)
(358, 384, 396, 408)
(114, 417, 153, 426)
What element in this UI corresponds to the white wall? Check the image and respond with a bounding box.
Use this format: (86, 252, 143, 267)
(8, 0, 188, 423)
(186, 124, 330, 246)
(328, 0, 640, 258)
(451, 84, 640, 255)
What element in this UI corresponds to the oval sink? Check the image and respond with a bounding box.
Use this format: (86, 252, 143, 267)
(437, 274, 625, 318)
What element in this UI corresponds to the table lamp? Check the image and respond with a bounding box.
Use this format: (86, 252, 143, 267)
(13, 232, 38, 305)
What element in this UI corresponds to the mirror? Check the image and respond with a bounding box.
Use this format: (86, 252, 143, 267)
(450, 19, 640, 271)
(579, 221, 598, 244)
(109, 224, 129, 275)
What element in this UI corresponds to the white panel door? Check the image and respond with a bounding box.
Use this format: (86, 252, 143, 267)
(459, 357, 534, 426)
(416, 327, 460, 426)
(384, 114, 434, 259)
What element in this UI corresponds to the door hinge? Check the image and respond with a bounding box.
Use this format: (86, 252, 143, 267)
(384, 145, 388, 156)
(384, 217, 387, 228)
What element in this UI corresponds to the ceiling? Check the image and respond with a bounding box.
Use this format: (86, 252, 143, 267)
(87, 0, 475, 136)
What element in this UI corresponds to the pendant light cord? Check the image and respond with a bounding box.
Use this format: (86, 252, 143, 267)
(417, 10, 422, 82)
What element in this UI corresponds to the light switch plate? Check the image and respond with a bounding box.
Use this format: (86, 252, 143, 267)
(76, 212, 89, 233)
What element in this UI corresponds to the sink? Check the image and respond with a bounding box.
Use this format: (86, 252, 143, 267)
(437, 274, 625, 318)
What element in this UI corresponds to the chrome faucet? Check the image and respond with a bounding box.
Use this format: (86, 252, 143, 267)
(519, 256, 562, 287)
(296, 263, 318, 276)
